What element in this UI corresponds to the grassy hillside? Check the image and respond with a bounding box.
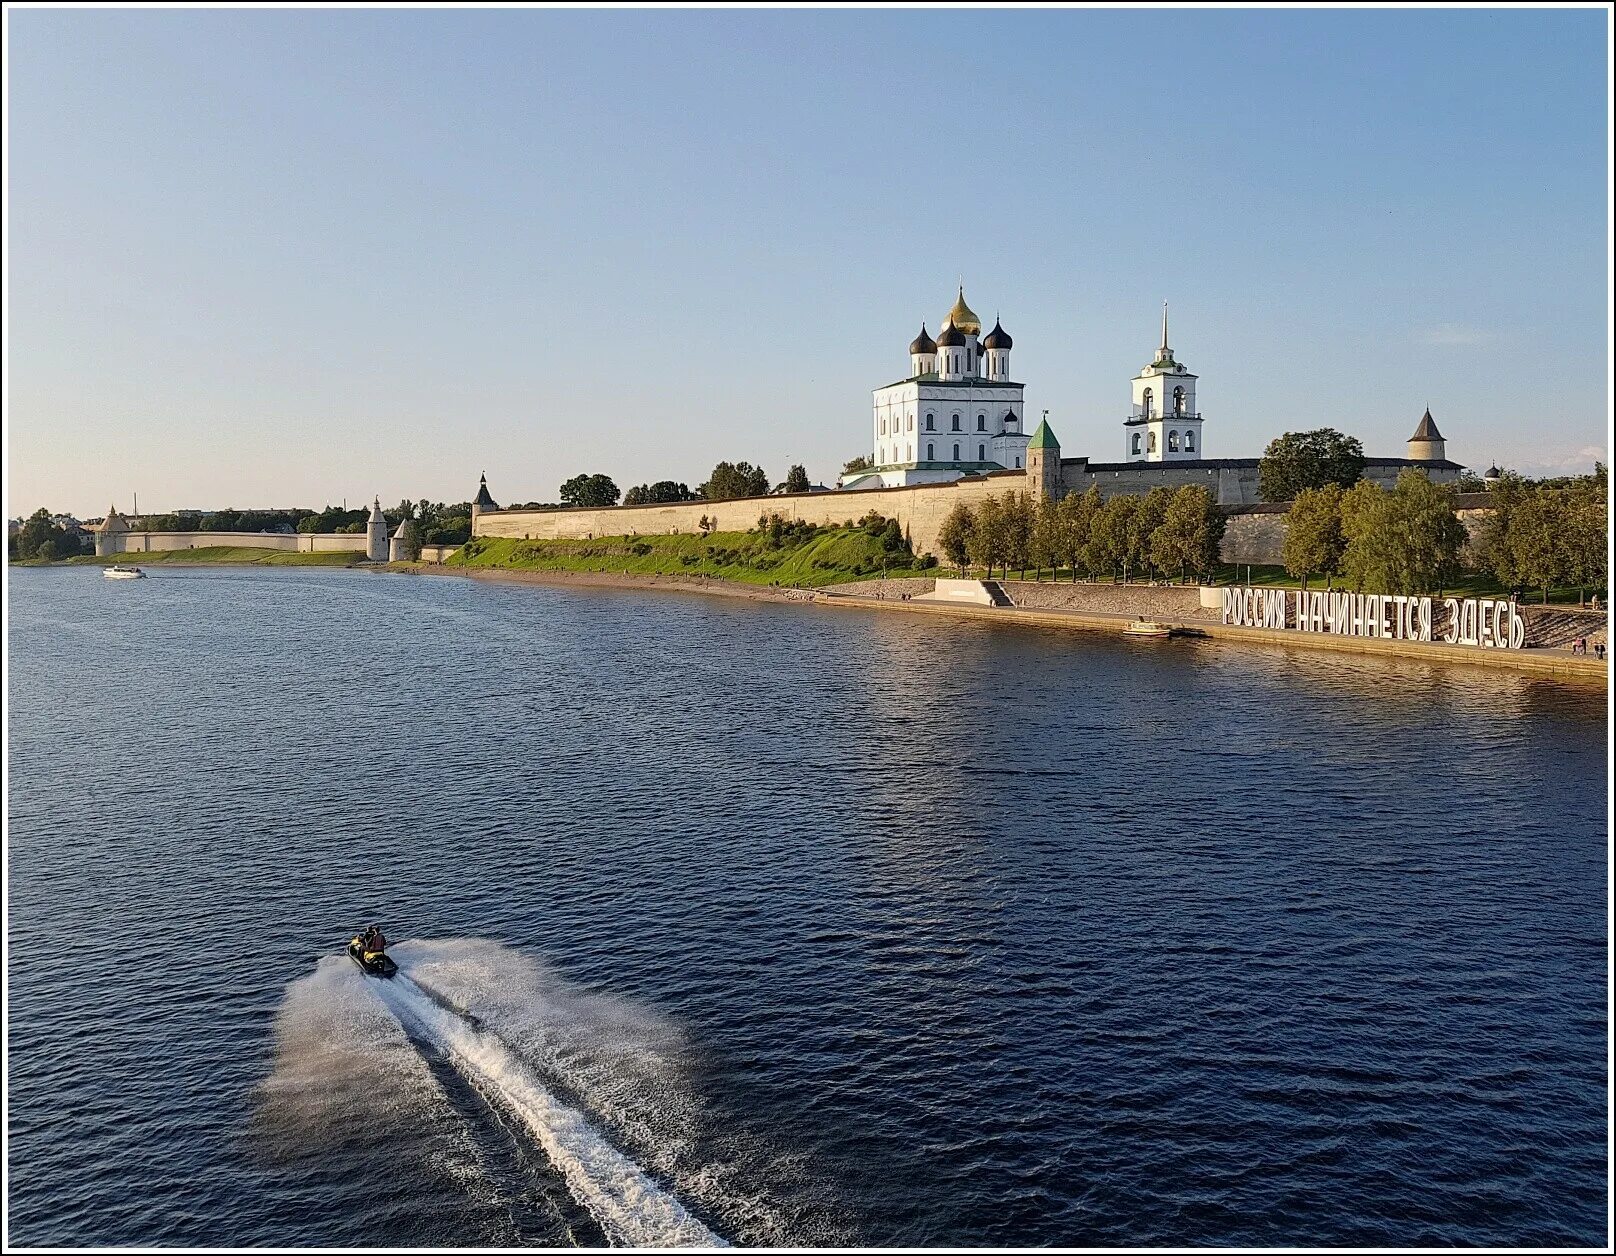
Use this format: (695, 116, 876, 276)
(70, 547, 363, 567)
(447, 524, 934, 587)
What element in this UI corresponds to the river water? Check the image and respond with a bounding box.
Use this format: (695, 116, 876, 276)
(6, 565, 1608, 1247)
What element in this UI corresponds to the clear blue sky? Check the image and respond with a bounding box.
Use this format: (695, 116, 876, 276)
(7, 7, 1610, 516)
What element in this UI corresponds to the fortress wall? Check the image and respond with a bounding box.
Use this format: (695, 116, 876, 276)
(476, 477, 1495, 569)
(1219, 511, 1290, 565)
(303, 534, 372, 553)
(416, 543, 460, 564)
(475, 474, 1025, 556)
(109, 531, 370, 554)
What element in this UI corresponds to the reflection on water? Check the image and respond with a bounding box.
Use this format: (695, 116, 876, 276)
(6, 566, 1607, 1247)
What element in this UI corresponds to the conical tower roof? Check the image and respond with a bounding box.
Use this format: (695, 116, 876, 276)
(1027, 418, 1061, 450)
(1410, 407, 1443, 441)
(473, 473, 497, 509)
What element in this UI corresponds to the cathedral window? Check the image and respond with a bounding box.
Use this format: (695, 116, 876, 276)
(1184, 430, 1196, 452)
(1173, 386, 1186, 415)
(1131, 432, 1142, 456)
(977, 414, 986, 431)
(1015, 457, 1021, 468)
(978, 443, 986, 460)
(1142, 387, 1154, 418)
(952, 414, 961, 431)
(927, 443, 934, 460)
(925, 413, 935, 431)
(953, 443, 960, 460)
(1168, 430, 1180, 453)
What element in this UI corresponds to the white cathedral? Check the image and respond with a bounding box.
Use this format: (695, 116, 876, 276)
(847, 288, 1031, 488)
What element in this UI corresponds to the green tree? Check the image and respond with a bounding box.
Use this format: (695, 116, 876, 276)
(13, 508, 82, 561)
(1055, 484, 1101, 581)
(1257, 428, 1368, 502)
(1341, 470, 1466, 594)
(1086, 494, 1140, 581)
(967, 495, 1007, 577)
(624, 481, 695, 505)
(1029, 497, 1060, 580)
(782, 465, 811, 494)
(1131, 487, 1174, 579)
(1151, 485, 1225, 582)
(1498, 489, 1568, 603)
(937, 503, 975, 574)
(701, 461, 770, 501)
(559, 474, 621, 508)
(842, 455, 872, 475)
(1562, 468, 1609, 598)
(1002, 492, 1034, 578)
(1282, 483, 1347, 590)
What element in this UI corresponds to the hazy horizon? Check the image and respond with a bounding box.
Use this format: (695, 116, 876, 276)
(7, 7, 1610, 518)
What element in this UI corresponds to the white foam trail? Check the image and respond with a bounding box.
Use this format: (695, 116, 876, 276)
(375, 972, 724, 1249)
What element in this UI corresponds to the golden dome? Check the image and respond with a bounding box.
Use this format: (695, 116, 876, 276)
(945, 287, 981, 336)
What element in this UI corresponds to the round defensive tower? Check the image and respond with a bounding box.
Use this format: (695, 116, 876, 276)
(1407, 408, 1447, 462)
(365, 497, 388, 562)
(94, 505, 129, 557)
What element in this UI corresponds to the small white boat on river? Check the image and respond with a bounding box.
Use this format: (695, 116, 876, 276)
(103, 565, 148, 580)
(1122, 619, 1174, 638)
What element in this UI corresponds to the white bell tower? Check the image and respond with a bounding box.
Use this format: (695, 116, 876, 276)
(1125, 304, 1202, 462)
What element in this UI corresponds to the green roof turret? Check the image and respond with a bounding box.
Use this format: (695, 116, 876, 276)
(1027, 418, 1060, 450)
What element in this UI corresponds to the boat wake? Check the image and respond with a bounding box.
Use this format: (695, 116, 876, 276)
(377, 966, 721, 1247)
(260, 939, 730, 1248)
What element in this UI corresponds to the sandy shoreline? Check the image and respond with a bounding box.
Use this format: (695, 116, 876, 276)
(389, 562, 1609, 684)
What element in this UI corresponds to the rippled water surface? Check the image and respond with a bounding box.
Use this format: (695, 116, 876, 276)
(7, 566, 1608, 1247)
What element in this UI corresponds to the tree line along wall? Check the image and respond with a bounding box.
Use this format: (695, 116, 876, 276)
(476, 484, 1500, 571)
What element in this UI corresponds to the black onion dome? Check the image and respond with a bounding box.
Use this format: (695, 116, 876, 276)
(909, 325, 936, 355)
(935, 320, 966, 347)
(982, 319, 1012, 350)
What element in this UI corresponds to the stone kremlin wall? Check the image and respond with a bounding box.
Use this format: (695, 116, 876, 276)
(473, 470, 1029, 557)
(473, 476, 1489, 568)
(109, 531, 372, 555)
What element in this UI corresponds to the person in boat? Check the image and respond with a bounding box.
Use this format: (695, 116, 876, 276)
(362, 924, 387, 957)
